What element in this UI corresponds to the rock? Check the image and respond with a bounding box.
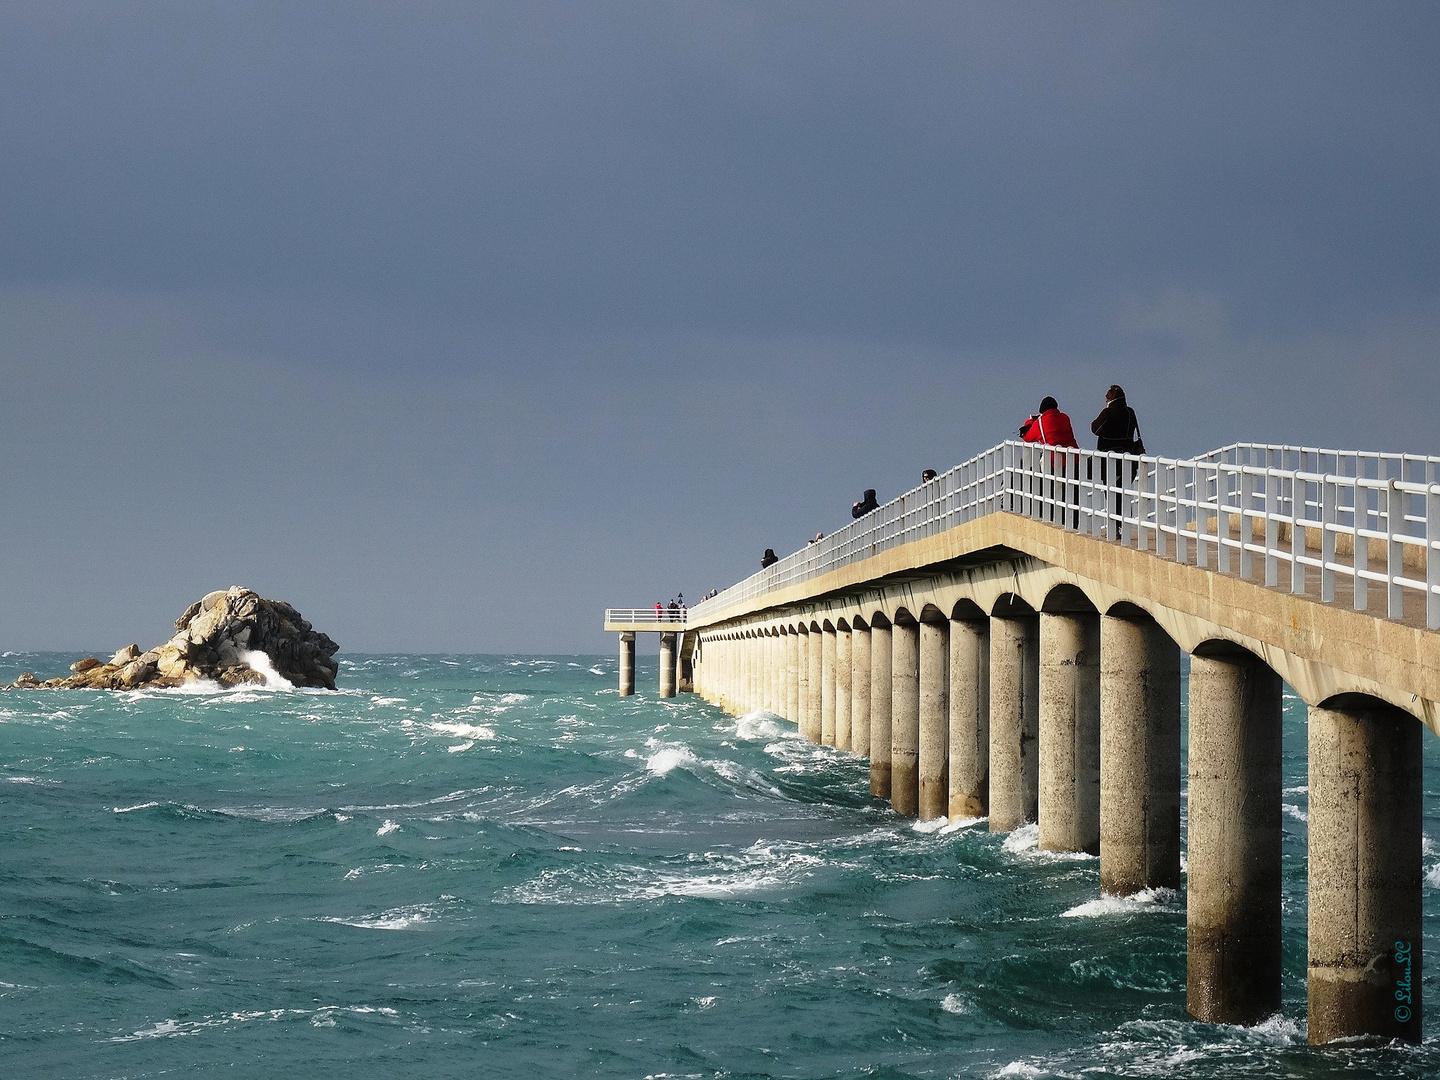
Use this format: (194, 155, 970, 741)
(6, 587, 339, 691)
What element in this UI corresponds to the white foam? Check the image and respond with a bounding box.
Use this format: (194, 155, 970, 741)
(241, 651, 294, 690)
(733, 711, 796, 742)
(113, 801, 161, 813)
(1061, 887, 1179, 918)
(992, 1064, 1047, 1079)
(1283, 803, 1308, 823)
(447, 741, 474, 753)
(645, 744, 695, 776)
(1001, 822, 1040, 853)
(1426, 863, 1440, 889)
(430, 721, 496, 741)
(912, 816, 952, 834)
(376, 819, 400, 836)
(321, 901, 448, 930)
(941, 992, 969, 1014)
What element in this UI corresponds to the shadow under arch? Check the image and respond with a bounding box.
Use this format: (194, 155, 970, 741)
(837, 618, 851, 633)
(852, 615, 869, 632)
(991, 593, 1036, 618)
(821, 619, 836, 633)
(950, 598, 986, 622)
(869, 611, 892, 631)
(918, 603, 947, 625)
(893, 606, 918, 628)
(1042, 583, 1098, 615)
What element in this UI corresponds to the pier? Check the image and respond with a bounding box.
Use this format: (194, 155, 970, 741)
(606, 439, 1439, 1044)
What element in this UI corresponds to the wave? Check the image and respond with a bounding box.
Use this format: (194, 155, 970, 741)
(1061, 887, 1180, 918)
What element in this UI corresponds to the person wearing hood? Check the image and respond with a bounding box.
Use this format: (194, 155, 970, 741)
(1019, 397, 1079, 448)
(851, 489, 879, 518)
(760, 548, 778, 568)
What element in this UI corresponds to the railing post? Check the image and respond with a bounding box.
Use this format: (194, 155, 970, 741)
(1428, 476, 1440, 631)
(1291, 474, 1306, 595)
(1238, 468, 1254, 579)
(1388, 479, 1405, 620)
(1354, 479, 1369, 611)
(1264, 468, 1279, 587)
(1321, 479, 1336, 603)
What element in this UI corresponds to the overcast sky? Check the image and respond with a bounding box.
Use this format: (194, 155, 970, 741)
(2, 2, 1437, 654)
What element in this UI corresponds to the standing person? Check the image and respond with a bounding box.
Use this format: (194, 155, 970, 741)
(921, 469, 937, 483)
(1090, 385, 1145, 532)
(1019, 397, 1079, 526)
(851, 489, 879, 518)
(655, 601, 663, 621)
(1091, 385, 1144, 455)
(761, 548, 778, 568)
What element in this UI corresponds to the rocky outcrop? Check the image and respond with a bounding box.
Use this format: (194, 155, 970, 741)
(6, 587, 339, 691)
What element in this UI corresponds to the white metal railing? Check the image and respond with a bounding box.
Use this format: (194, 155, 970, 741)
(686, 440, 1440, 631)
(605, 608, 688, 626)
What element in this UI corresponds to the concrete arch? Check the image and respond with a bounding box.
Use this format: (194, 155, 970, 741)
(837, 618, 851, 632)
(893, 607, 918, 628)
(918, 603, 947, 625)
(821, 619, 836, 632)
(869, 610, 892, 630)
(852, 614, 869, 632)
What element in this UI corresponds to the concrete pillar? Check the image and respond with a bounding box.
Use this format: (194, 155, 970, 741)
(948, 619, 989, 819)
(870, 624, 892, 798)
(1038, 612, 1101, 853)
(785, 631, 799, 724)
(851, 626, 872, 757)
(1099, 611, 1181, 895)
(821, 626, 837, 745)
(659, 633, 678, 698)
(891, 621, 920, 816)
(1187, 649, 1282, 1025)
(1307, 698, 1422, 1045)
(835, 628, 852, 750)
(796, 631, 811, 735)
(918, 620, 950, 821)
(805, 626, 823, 742)
(618, 632, 636, 697)
(989, 610, 1039, 833)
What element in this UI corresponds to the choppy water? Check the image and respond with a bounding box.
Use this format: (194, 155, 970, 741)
(2, 652, 1438, 1079)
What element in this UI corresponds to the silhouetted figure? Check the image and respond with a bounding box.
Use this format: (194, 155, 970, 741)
(1091, 385, 1144, 454)
(921, 469, 937, 483)
(760, 548, 778, 568)
(851, 489, 879, 518)
(1090, 385, 1145, 530)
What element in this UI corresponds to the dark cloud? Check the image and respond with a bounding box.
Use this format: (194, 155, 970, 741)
(0, 3, 1436, 651)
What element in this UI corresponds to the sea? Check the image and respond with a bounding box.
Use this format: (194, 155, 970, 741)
(2, 652, 1438, 1079)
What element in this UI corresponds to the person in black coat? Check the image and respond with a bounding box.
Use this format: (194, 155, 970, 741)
(851, 489, 879, 518)
(760, 548, 778, 568)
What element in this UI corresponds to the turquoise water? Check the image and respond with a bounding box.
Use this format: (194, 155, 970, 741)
(2, 652, 1438, 1079)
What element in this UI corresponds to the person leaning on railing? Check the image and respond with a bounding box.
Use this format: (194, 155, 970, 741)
(851, 489, 879, 518)
(1020, 397, 1080, 527)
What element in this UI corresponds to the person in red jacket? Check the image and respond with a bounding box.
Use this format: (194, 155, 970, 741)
(1018, 396, 1079, 447)
(1018, 396, 1079, 527)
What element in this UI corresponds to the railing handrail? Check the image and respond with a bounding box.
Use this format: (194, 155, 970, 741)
(685, 438, 1440, 631)
(605, 608, 688, 625)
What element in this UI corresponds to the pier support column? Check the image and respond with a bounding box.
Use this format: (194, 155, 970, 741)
(659, 633, 678, 699)
(949, 618, 989, 819)
(919, 618, 950, 821)
(851, 625, 871, 757)
(821, 626, 837, 745)
(796, 630, 811, 735)
(785, 631, 799, 724)
(1187, 647, 1282, 1025)
(1099, 609, 1181, 894)
(618, 632, 636, 697)
(1038, 611, 1100, 853)
(870, 622, 893, 798)
(891, 620, 920, 816)
(989, 607, 1039, 833)
(1307, 697, 1422, 1045)
(805, 625, 823, 742)
(836, 628, 852, 750)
